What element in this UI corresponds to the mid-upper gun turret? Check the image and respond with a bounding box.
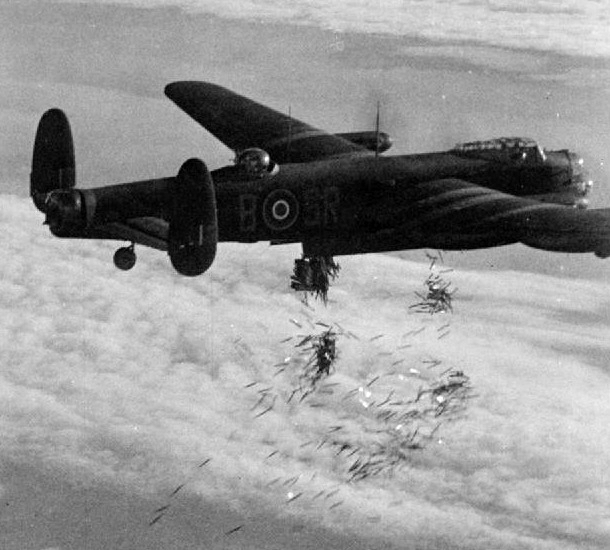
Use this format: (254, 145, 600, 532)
(235, 148, 279, 178)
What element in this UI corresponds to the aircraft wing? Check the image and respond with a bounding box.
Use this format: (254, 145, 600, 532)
(304, 178, 610, 257)
(165, 81, 368, 163)
(399, 178, 610, 255)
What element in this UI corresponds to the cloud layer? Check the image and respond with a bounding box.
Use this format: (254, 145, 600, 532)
(2, 194, 610, 549)
(54, 0, 610, 59)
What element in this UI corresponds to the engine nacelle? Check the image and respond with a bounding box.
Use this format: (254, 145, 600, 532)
(335, 131, 393, 154)
(44, 188, 96, 236)
(168, 158, 218, 277)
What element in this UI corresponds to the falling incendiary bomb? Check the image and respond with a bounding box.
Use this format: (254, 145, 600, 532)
(225, 524, 244, 536)
(293, 326, 340, 399)
(330, 367, 474, 482)
(410, 252, 457, 314)
(291, 255, 341, 304)
(269, 311, 474, 484)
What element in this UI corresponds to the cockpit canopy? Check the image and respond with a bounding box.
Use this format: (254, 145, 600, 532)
(235, 147, 279, 178)
(451, 137, 546, 164)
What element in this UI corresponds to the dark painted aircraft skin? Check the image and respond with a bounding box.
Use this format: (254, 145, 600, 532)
(30, 81, 610, 277)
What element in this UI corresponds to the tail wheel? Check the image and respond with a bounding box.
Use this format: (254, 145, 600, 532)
(113, 244, 136, 271)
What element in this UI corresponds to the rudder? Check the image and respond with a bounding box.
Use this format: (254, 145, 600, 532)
(30, 108, 76, 213)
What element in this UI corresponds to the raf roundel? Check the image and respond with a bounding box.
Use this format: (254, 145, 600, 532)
(263, 189, 299, 231)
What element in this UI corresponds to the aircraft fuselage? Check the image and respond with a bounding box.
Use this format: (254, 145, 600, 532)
(37, 146, 588, 259)
(210, 148, 583, 255)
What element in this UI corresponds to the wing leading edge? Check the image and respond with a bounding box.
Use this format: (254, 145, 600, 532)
(301, 178, 610, 258)
(165, 81, 367, 163)
(400, 178, 610, 256)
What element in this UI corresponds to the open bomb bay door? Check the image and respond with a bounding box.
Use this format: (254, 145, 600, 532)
(291, 256, 341, 304)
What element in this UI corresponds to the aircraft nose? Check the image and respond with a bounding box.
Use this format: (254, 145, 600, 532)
(567, 151, 593, 196)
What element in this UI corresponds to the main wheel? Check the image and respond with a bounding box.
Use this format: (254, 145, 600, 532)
(113, 246, 136, 271)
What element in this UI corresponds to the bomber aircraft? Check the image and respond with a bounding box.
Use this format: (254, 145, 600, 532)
(30, 81, 610, 291)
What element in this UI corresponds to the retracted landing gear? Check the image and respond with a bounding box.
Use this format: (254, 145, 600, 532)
(113, 243, 136, 271)
(291, 255, 340, 304)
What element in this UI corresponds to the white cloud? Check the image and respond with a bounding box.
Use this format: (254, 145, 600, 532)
(1, 194, 610, 548)
(55, 0, 610, 59)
